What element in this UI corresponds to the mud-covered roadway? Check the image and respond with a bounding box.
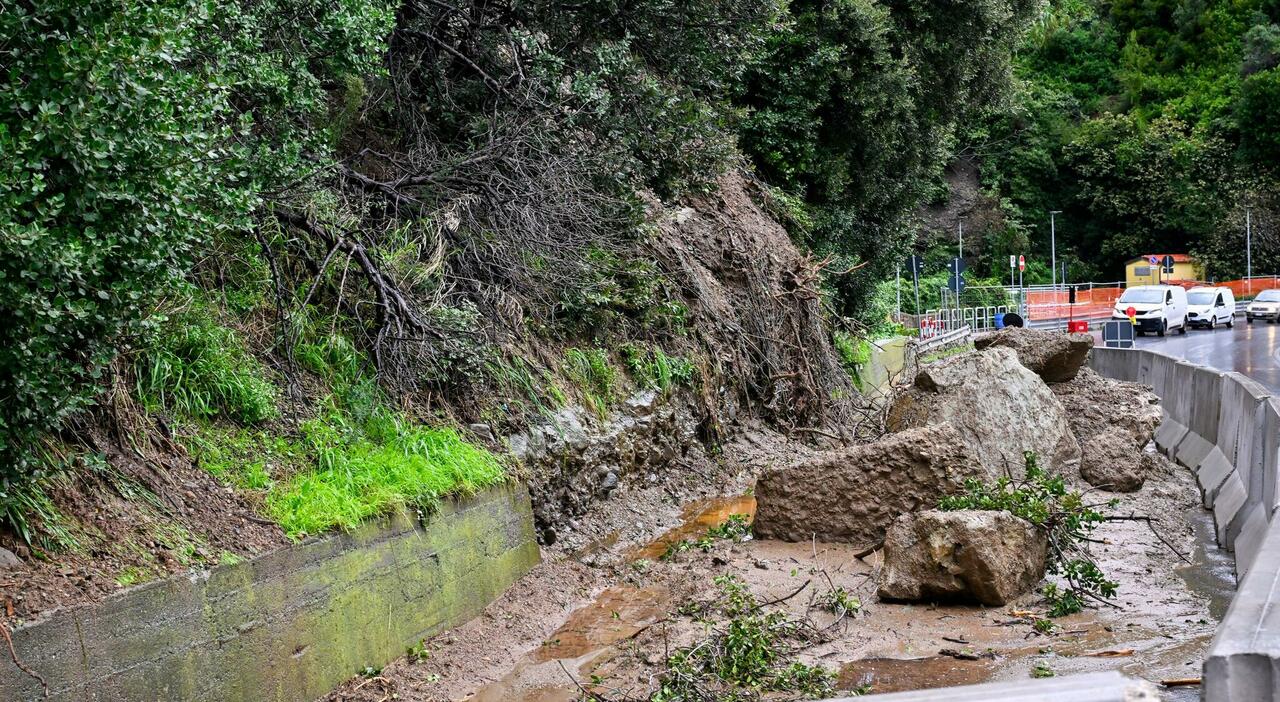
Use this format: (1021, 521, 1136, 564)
(325, 425, 1230, 702)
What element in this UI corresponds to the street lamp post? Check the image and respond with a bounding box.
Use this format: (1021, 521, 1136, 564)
(1050, 210, 1062, 293)
(1247, 207, 1253, 294)
(958, 217, 965, 260)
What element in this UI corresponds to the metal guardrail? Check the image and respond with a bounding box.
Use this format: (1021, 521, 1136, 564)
(914, 325, 971, 356)
(919, 307, 1009, 335)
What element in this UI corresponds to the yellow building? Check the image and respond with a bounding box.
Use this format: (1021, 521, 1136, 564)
(1124, 254, 1204, 286)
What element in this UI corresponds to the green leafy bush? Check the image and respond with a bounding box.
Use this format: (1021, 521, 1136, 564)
(655, 575, 835, 700)
(621, 343, 696, 392)
(0, 0, 391, 484)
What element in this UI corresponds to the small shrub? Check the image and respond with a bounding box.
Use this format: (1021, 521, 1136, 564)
(556, 250, 688, 336)
(817, 587, 862, 617)
(654, 575, 834, 700)
(833, 331, 872, 390)
(621, 343, 697, 392)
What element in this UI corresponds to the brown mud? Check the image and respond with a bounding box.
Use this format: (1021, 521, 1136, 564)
(326, 431, 1228, 702)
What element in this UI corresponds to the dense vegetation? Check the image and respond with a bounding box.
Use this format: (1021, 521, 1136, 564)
(0, 0, 1038, 540)
(962, 0, 1280, 283)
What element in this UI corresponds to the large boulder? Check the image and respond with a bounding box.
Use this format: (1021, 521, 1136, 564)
(886, 347, 1080, 479)
(974, 327, 1093, 383)
(1052, 368, 1162, 491)
(753, 426, 983, 546)
(877, 510, 1048, 606)
(1080, 436, 1160, 492)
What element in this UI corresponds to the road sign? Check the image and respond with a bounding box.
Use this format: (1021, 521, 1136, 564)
(1149, 255, 1160, 266)
(1009, 255, 1016, 268)
(1103, 320, 1135, 348)
(1018, 255, 1026, 272)
(948, 275, 966, 294)
(1162, 255, 1175, 274)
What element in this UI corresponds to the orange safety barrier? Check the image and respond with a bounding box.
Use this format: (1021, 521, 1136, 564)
(1025, 287, 1125, 320)
(1217, 277, 1280, 299)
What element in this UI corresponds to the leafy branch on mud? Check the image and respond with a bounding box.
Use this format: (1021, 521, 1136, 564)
(938, 452, 1118, 617)
(583, 574, 839, 702)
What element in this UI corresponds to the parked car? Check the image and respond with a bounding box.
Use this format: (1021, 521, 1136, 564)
(1186, 286, 1235, 329)
(1112, 285, 1188, 337)
(1247, 289, 1280, 323)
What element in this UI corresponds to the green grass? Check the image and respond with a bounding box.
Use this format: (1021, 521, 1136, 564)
(145, 318, 506, 539)
(135, 304, 278, 424)
(621, 342, 696, 392)
(183, 399, 506, 539)
(264, 412, 504, 536)
(564, 347, 618, 416)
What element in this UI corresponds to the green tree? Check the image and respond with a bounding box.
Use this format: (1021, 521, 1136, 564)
(0, 0, 392, 483)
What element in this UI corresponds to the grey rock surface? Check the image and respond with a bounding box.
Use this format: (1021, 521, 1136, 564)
(0, 546, 22, 570)
(753, 425, 983, 545)
(508, 390, 698, 543)
(1080, 431, 1158, 492)
(974, 327, 1093, 382)
(887, 347, 1081, 479)
(877, 509, 1048, 606)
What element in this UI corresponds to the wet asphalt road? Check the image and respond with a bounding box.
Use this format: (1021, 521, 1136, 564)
(1112, 318, 1280, 393)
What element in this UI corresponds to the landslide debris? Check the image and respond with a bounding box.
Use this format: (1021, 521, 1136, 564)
(886, 346, 1081, 479)
(1052, 367, 1162, 492)
(877, 509, 1048, 606)
(974, 327, 1094, 383)
(752, 425, 982, 545)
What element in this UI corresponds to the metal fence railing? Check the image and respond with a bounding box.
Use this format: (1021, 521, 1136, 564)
(919, 306, 1010, 337)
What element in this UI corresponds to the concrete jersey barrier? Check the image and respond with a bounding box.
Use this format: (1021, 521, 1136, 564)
(1089, 347, 1280, 701)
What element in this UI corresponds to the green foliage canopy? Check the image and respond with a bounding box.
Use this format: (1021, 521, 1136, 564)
(0, 0, 392, 483)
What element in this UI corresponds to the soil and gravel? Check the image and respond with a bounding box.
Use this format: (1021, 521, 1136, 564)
(0, 427, 286, 626)
(324, 369, 1226, 702)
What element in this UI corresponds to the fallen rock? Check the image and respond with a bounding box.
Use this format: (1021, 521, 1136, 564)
(753, 425, 983, 545)
(974, 327, 1093, 382)
(1052, 367, 1162, 490)
(1080, 436, 1160, 492)
(0, 546, 23, 570)
(887, 346, 1080, 479)
(878, 510, 1047, 606)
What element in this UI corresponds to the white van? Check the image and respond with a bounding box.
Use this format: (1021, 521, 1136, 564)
(1186, 286, 1235, 329)
(1112, 285, 1188, 337)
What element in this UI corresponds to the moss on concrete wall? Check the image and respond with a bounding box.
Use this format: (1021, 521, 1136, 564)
(0, 483, 540, 701)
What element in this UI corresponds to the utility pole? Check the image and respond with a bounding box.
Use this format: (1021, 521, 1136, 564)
(1247, 206, 1253, 294)
(896, 264, 902, 320)
(1050, 210, 1062, 293)
(958, 217, 965, 261)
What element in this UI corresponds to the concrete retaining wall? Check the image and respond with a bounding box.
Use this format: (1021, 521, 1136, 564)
(1089, 348, 1280, 702)
(0, 483, 540, 702)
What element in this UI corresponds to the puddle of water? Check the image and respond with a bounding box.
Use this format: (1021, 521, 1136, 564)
(1175, 506, 1236, 620)
(631, 494, 757, 561)
(470, 495, 755, 701)
(837, 655, 998, 694)
(532, 586, 670, 661)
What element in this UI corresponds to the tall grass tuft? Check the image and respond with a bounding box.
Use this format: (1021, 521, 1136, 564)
(135, 307, 277, 424)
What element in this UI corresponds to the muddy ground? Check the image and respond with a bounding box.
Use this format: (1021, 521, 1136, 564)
(326, 425, 1230, 702)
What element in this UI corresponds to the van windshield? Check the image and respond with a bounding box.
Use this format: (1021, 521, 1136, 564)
(1120, 288, 1165, 304)
(1258, 290, 1280, 302)
(1188, 291, 1216, 305)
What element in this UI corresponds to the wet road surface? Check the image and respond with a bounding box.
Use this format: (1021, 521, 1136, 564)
(1112, 319, 1280, 393)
